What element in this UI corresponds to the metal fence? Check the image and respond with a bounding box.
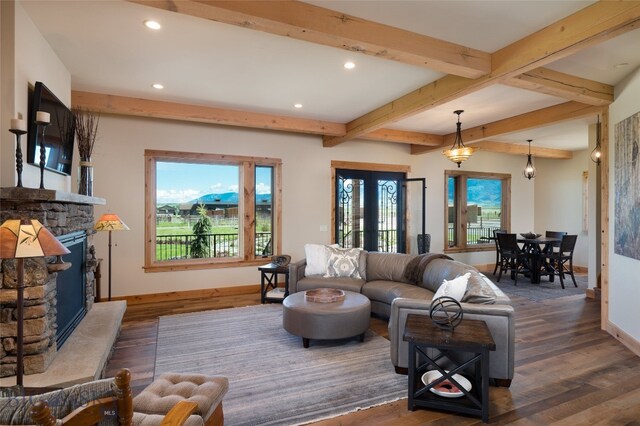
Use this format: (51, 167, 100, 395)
(156, 232, 272, 260)
(448, 225, 500, 246)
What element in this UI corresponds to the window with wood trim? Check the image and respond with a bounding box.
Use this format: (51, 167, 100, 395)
(445, 170, 511, 252)
(144, 150, 281, 272)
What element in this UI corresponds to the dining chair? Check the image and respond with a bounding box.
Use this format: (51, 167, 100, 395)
(546, 234, 578, 289)
(544, 231, 567, 253)
(497, 233, 528, 285)
(491, 229, 507, 275)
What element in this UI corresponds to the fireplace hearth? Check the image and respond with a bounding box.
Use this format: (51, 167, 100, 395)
(0, 188, 105, 378)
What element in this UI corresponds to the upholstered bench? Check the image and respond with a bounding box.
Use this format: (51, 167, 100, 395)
(282, 290, 371, 348)
(133, 373, 229, 426)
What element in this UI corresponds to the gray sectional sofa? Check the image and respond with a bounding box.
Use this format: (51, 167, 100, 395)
(288, 251, 515, 386)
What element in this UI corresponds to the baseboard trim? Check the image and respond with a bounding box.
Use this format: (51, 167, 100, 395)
(606, 320, 640, 357)
(104, 284, 261, 305)
(586, 287, 601, 300)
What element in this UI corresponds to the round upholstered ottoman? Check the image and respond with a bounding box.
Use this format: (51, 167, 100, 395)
(282, 290, 371, 348)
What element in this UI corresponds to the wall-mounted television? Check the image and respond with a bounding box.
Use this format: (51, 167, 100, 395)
(27, 81, 75, 176)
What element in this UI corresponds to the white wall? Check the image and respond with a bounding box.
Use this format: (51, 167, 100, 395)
(1, 0, 71, 190)
(534, 149, 590, 270)
(608, 66, 640, 344)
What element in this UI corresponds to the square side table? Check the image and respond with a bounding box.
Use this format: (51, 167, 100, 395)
(403, 314, 496, 423)
(258, 262, 289, 303)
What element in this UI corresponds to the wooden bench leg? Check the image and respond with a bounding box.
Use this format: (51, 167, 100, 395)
(205, 403, 224, 426)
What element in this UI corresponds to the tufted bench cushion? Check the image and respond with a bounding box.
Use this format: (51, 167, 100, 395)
(133, 373, 228, 425)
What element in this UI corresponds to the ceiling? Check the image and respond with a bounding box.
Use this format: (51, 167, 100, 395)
(21, 0, 640, 151)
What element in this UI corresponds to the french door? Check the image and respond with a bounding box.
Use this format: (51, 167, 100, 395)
(335, 169, 406, 253)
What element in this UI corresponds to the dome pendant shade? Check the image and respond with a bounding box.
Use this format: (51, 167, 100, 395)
(523, 139, 536, 180)
(443, 110, 476, 168)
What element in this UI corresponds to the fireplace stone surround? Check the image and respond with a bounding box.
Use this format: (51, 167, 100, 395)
(0, 187, 105, 378)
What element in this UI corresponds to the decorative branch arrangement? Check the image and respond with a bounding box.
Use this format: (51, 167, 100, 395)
(72, 107, 100, 160)
(72, 108, 100, 196)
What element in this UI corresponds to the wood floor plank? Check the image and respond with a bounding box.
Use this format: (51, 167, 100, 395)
(103, 284, 640, 424)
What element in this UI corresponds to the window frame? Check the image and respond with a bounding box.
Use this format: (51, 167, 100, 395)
(444, 170, 511, 253)
(144, 149, 282, 272)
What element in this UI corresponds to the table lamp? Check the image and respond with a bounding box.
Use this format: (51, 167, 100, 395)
(0, 219, 70, 387)
(94, 213, 129, 301)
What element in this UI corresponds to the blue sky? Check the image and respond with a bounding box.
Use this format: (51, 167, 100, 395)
(156, 162, 272, 204)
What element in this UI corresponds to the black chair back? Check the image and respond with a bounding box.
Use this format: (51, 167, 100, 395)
(560, 234, 577, 254)
(546, 231, 567, 251)
(546, 231, 567, 239)
(493, 229, 507, 250)
(498, 233, 520, 253)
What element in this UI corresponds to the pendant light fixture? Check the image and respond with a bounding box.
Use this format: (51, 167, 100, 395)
(443, 110, 476, 168)
(591, 115, 602, 165)
(523, 139, 536, 180)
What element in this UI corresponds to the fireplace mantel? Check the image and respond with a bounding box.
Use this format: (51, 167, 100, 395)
(0, 187, 106, 205)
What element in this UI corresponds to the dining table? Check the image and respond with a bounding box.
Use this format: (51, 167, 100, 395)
(516, 236, 561, 284)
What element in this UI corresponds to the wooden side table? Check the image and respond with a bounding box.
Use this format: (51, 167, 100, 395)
(258, 262, 289, 303)
(403, 314, 496, 423)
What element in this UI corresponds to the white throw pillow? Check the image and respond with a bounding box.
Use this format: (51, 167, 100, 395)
(304, 243, 339, 276)
(324, 247, 362, 279)
(433, 272, 470, 302)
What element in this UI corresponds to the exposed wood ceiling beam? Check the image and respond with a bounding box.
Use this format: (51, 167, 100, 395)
(442, 101, 602, 146)
(129, 0, 490, 79)
(409, 140, 573, 159)
(470, 140, 573, 159)
(71, 91, 345, 136)
(358, 128, 443, 146)
(502, 67, 614, 106)
(324, 1, 640, 147)
(411, 101, 601, 155)
(72, 91, 441, 145)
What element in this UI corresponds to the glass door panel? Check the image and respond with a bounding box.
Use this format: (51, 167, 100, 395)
(336, 169, 405, 252)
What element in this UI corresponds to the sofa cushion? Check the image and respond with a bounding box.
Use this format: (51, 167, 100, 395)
(297, 276, 365, 293)
(421, 259, 479, 293)
(324, 247, 363, 279)
(362, 280, 434, 305)
(461, 272, 499, 304)
(366, 252, 415, 283)
(433, 272, 470, 301)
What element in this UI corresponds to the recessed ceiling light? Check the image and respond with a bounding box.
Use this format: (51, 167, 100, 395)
(344, 61, 356, 70)
(144, 20, 161, 30)
(152, 83, 164, 89)
(294, 103, 303, 109)
(614, 62, 629, 69)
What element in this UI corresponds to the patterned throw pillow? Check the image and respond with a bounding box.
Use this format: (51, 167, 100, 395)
(324, 247, 362, 279)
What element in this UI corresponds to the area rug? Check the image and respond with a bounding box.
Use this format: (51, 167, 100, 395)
(154, 304, 407, 426)
(485, 271, 588, 302)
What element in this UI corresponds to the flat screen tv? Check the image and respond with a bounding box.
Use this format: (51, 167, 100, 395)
(27, 81, 75, 176)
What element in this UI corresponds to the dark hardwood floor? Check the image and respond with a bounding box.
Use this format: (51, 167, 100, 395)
(105, 276, 640, 425)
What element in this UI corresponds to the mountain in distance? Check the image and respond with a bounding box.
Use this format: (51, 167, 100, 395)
(448, 179, 502, 208)
(190, 192, 271, 205)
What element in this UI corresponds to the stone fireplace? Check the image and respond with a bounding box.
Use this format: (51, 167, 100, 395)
(0, 187, 105, 378)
